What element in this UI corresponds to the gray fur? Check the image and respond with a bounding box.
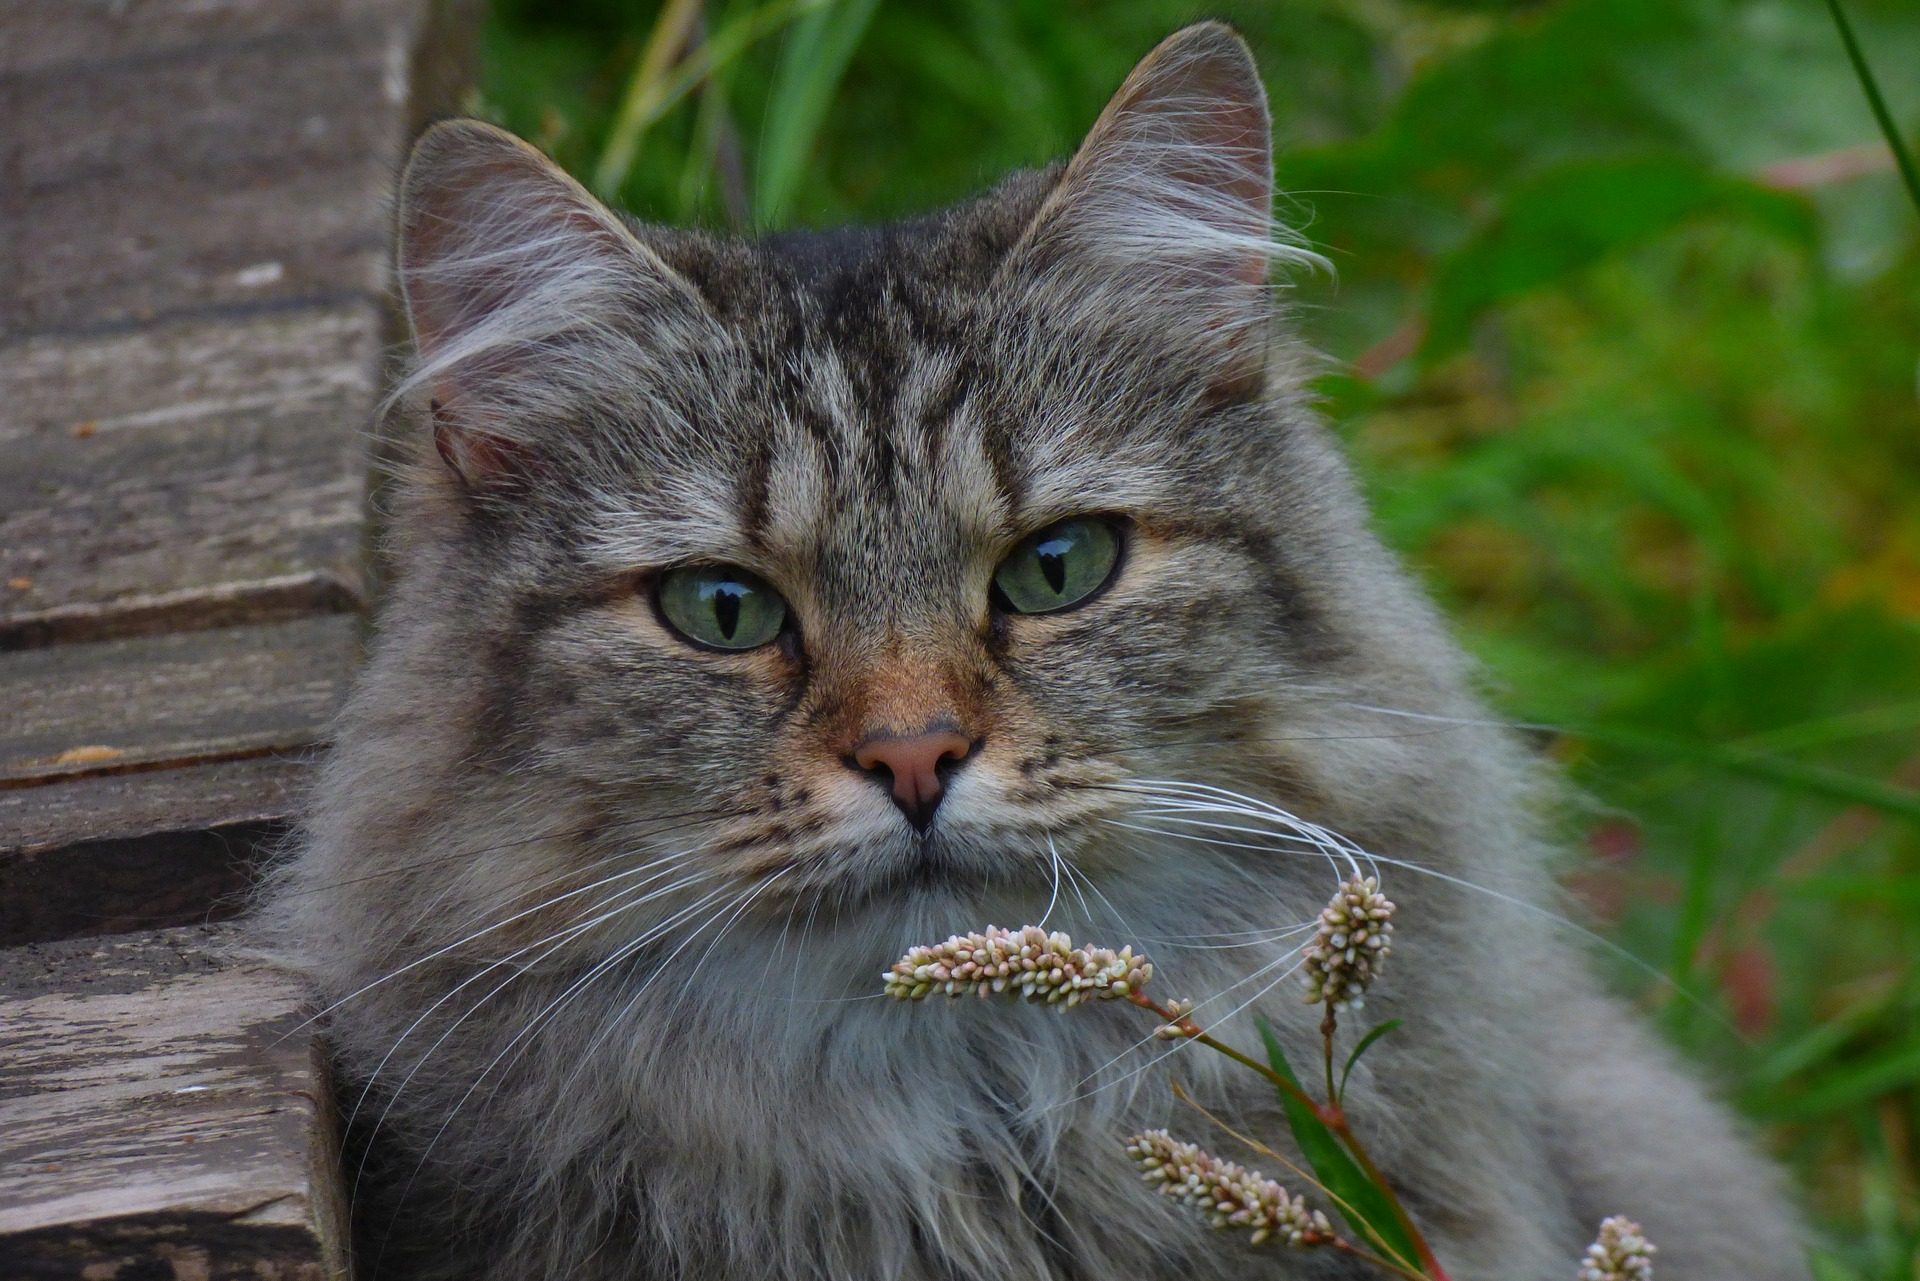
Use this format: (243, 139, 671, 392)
(259, 23, 1808, 1281)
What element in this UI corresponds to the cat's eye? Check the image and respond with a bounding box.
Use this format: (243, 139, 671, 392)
(656, 565, 788, 651)
(993, 517, 1123, 615)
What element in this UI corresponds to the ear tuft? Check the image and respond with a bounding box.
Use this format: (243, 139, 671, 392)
(392, 120, 701, 488)
(1059, 22, 1275, 285)
(1006, 24, 1316, 393)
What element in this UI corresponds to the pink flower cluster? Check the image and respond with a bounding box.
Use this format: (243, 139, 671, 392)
(883, 926, 1152, 1006)
(1125, 1129, 1332, 1247)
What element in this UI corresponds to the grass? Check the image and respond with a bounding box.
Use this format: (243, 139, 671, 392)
(474, 0, 1920, 1272)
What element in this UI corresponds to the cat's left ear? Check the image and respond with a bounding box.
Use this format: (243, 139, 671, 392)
(1006, 23, 1289, 395)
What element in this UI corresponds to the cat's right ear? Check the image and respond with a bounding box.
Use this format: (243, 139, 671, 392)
(395, 120, 706, 488)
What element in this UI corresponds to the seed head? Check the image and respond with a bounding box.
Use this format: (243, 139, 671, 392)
(1125, 1130, 1332, 1248)
(882, 926, 1152, 1007)
(1576, 1216, 1655, 1281)
(1302, 873, 1395, 1010)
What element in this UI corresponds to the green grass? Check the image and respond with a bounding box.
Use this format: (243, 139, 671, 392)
(475, 0, 1920, 1271)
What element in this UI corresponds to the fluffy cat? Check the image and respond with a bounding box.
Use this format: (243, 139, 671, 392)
(261, 23, 1809, 1281)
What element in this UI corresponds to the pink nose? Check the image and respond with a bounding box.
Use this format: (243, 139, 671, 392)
(851, 730, 976, 831)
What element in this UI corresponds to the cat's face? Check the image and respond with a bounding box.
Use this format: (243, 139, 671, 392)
(355, 25, 1437, 965)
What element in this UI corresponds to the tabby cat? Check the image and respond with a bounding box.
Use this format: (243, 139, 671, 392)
(263, 22, 1809, 1280)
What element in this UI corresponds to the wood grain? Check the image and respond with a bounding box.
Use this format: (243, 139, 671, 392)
(0, 615, 355, 785)
(0, 0, 408, 78)
(0, 3, 424, 340)
(0, 755, 308, 947)
(0, 0, 483, 1266)
(0, 303, 381, 646)
(0, 924, 346, 1278)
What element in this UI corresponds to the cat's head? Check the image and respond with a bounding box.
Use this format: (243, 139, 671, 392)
(322, 23, 1476, 970)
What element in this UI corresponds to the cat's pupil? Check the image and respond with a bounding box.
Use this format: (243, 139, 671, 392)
(712, 584, 743, 639)
(1036, 541, 1069, 594)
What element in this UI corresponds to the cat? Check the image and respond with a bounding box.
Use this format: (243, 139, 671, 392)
(260, 22, 1810, 1281)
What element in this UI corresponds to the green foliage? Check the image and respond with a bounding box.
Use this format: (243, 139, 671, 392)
(478, 0, 1920, 1271)
(1256, 1019, 1423, 1270)
(1338, 1018, 1403, 1104)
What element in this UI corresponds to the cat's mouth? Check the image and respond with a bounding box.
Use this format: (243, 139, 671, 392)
(750, 812, 1101, 917)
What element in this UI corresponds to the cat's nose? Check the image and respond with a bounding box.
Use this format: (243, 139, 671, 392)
(850, 729, 977, 832)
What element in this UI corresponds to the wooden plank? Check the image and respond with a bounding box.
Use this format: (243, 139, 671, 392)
(13, 25, 407, 194)
(0, 615, 355, 785)
(0, 924, 346, 1278)
(0, 303, 380, 645)
(0, 0, 409, 78)
(0, 755, 307, 947)
(4, 125, 394, 342)
(0, 5, 429, 339)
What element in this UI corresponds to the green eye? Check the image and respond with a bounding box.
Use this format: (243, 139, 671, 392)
(656, 565, 788, 650)
(993, 517, 1123, 615)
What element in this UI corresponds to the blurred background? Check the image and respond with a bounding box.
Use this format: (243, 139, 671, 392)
(471, 0, 1918, 1272)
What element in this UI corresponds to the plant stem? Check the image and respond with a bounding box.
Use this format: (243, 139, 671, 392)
(1322, 1004, 1339, 1104)
(1129, 993, 1320, 1111)
(594, 0, 705, 197)
(1823, 0, 1920, 216)
(1323, 1110, 1453, 1281)
(1327, 1234, 1436, 1281)
(1130, 991, 1453, 1281)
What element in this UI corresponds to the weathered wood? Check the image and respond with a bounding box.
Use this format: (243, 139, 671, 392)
(0, 924, 346, 1279)
(4, 155, 393, 343)
(0, 303, 380, 646)
(0, 4, 426, 339)
(0, 0, 410, 78)
(0, 755, 308, 946)
(0, 0, 483, 1268)
(3, 300, 381, 438)
(0, 615, 355, 785)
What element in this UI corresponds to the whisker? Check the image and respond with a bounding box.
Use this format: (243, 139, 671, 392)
(399, 807, 744, 944)
(539, 877, 782, 1104)
(1038, 833, 1064, 931)
(285, 842, 713, 1038)
(270, 800, 751, 901)
(1113, 806, 1736, 1034)
(672, 866, 794, 1007)
(1112, 778, 1378, 879)
(1056, 945, 1309, 1113)
(367, 877, 739, 1266)
(347, 867, 724, 1190)
(1338, 700, 1560, 734)
(346, 861, 719, 1117)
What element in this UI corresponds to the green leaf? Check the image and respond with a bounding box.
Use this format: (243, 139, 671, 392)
(1337, 1019, 1403, 1104)
(753, 0, 884, 227)
(1256, 1018, 1423, 1269)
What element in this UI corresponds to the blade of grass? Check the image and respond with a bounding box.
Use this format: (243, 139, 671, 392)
(595, 0, 823, 199)
(594, 0, 704, 197)
(1577, 724, 1920, 821)
(1822, 0, 1920, 217)
(1761, 1034, 1920, 1122)
(752, 0, 883, 227)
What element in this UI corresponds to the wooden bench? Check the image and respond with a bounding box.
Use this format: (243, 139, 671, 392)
(1, 2, 475, 1273)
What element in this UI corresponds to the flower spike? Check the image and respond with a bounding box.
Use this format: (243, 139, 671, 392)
(883, 926, 1152, 1007)
(1125, 1130, 1332, 1247)
(1576, 1215, 1655, 1281)
(1303, 873, 1395, 1010)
